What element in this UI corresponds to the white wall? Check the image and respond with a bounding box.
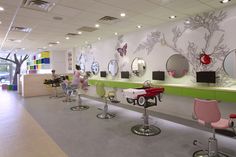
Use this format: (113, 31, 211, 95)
(76, 5, 236, 87)
(50, 50, 66, 74)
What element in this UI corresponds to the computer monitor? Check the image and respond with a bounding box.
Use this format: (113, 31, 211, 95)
(100, 71, 107, 77)
(121, 71, 130, 79)
(196, 71, 216, 83)
(152, 71, 165, 81)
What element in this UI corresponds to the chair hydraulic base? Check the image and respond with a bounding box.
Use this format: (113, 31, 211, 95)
(70, 94, 89, 111)
(131, 124, 161, 136)
(96, 99, 115, 119)
(193, 150, 228, 157)
(70, 105, 89, 111)
(131, 107, 161, 136)
(193, 134, 229, 157)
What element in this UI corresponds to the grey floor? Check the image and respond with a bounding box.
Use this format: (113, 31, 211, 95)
(17, 93, 236, 157)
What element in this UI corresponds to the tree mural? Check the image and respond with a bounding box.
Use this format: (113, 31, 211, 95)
(0, 53, 29, 84)
(134, 10, 231, 85)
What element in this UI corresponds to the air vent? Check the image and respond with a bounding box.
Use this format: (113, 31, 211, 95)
(66, 33, 79, 36)
(11, 26, 32, 33)
(77, 26, 98, 32)
(98, 16, 120, 25)
(21, 0, 55, 12)
(7, 39, 22, 43)
(48, 42, 58, 45)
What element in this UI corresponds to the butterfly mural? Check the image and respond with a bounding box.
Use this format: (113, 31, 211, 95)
(117, 43, 127, 57)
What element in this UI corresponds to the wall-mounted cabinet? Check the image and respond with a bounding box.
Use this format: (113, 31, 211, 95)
(27, 51, 51, 73)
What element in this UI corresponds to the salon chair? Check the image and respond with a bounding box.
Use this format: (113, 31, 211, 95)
(123, 80, 164, 136)
(96, 82, 116, 119)
(193, 98, 236, 157)
(61, 82, 76, 102)
(44, 78, 62, 98)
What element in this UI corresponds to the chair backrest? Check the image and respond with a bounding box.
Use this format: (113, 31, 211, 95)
(194, 98, 221, 123)
(96, 82, 106, 98)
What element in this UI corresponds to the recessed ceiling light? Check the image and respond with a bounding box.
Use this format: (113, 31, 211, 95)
(120, 13, 126, 17)
(49, 44, 52, 47)
(98, 37, 101, 40)
(0, 21, 2, 24)
(0, 6, 4, 11)
(65, 37, 70, 40)
(56, 41, 60, 44)
(95, 24, 100, 28)
(85, 41, 88, 44)
(78, 31, 82, 35)
(169, 15, 176, 19)
(43, 46, 47, 49)
(185, 20, 190, 24)
(8, 39, 22, 43)
(220, 0, 231, 3)
(22, 48, 25, 50)
(137, 25, 142, 29)
(114, 32, 118, 35)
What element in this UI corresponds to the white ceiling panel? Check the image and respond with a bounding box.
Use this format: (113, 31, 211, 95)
(0, 0, 235, 52)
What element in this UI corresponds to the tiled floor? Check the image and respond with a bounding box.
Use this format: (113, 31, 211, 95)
(1, 90, 236, 157)
(0, 90, 67, 157)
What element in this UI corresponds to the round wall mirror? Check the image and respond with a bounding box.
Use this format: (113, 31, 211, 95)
(223, 49, 236, 79)
(91, 61, 100, 75)
(108, 60, 119, 77)
(131, 57, 146, 77)
(166, 54, 189, 78)
(79, 63, 85, 72)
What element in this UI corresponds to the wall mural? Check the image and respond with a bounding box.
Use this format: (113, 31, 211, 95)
(115, 35, 129, 71)
(134, 10, 233, 86)
(77, 44, 95, 72)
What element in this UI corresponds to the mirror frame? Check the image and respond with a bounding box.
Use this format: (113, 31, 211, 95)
(107, 59, 119, 77)
(131, 57, 146, 77)
(91, 61, 100, 75)
(166, 54, 189, 78)
(223, 49, 236, 79)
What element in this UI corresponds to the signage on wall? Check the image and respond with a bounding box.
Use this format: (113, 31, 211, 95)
(67, 51, 73, 71)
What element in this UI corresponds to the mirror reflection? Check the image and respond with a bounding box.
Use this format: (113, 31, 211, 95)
(131, 57, 146, 77)
(223, 49, 236, 79)
(108, 60, 119, 77)
(91, 61, 99, 75)
(166, 54, 189, 78)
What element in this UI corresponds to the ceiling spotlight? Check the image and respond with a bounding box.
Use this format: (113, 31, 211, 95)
(98, 37, 101, 40)
(65, 37, 70, 40)
(56, 41, 60, 44)
(0, 6, 4, 11)
(169, 15, 177, 19)
(78, 31, 82, 35)
(95, 24, 100, 28)
(114, 32, 118, 35)
(120, 13, 126, 17)
(185, 20, 190, 24)
(137, 25, 142, 29)
(220, 0, 231, 3)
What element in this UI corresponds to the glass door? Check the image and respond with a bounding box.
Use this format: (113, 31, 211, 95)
(0, 63, 12, 85)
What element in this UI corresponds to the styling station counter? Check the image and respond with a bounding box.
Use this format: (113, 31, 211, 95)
(87, 79, 236, 124)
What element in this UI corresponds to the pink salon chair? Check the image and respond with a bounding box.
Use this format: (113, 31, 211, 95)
(193, 98, 236, 157)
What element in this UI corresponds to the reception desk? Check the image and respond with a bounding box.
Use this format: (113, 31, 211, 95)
(21, 74, 54, 97)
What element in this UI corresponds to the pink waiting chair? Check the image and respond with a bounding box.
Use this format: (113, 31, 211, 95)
(193, 98, 236, 157)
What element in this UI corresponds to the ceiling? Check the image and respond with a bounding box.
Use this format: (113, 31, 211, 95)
(0, 0, 235, 54)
